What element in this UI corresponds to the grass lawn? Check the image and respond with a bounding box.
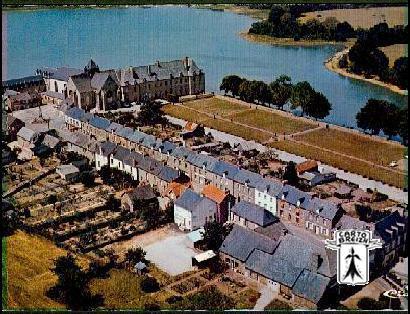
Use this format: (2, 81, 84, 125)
(202, 118, 272, 142)
(269, 140, 407, 189)
(89, 269, 156, 309)
(162, 105, 207, 123)
(298, 6, 408, 28)
(5, 231, 89, 309)
(231, 109, 316, 135)
(380, 44, 408, 67)
(184, 97, 250, 117)
(295, 128, 406, 167)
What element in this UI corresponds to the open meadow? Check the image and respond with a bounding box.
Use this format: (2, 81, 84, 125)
(299, 6, 408, 28)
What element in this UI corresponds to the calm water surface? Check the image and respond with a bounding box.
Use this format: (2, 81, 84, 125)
(3, 6, 407, 127)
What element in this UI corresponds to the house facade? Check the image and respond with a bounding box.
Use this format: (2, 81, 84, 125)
(174, 189, 217, 231)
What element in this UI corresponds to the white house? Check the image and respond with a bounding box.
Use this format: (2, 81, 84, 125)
(174, 188, 217, 231)
(255, 178, 283, 216)
(95, 141, 117, 170)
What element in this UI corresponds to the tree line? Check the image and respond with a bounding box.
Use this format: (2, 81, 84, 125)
(249, 5, 355, 42)
(356, 99, 408, 144)
(220, 74, 332, 120)
(340, 23, 408, 89)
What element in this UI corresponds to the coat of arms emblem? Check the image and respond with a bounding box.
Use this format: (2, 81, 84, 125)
(325, 229, 382, 286)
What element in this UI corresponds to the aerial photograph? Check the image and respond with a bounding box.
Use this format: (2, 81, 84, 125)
(1, 1, 408, 311)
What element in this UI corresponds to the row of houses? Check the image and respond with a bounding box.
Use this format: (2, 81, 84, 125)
(61, 106, 406, 242)
(60, 107, 407, 248)
(55, 103, 409, 309)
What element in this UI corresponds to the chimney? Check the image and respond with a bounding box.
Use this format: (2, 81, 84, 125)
(156, 60, 160, 67)
(281, 228, 288, 237)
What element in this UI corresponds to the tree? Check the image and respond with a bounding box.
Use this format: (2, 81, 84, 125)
(1, 201, 20, 236)
(265, 298, 293, 310)
(220, 75, 244, 97)
(283, 161, 299, 186)
(202, 221, 226, 251)
(48, 253, 103, 310)
(306, 91, 332, 120)
(290, 81, 315, 115)
(139, 201, 162, 229)
(140, 276, 160, 293)
(238, 80, 255, 103)
(356, 99, 397, 135)
(398, 106, 408, 145)
(253, 81, 271, 105)
(137, 101, 168, 127)
(125, 247, 147, 267)
(357, 297, 379, 310)
(269, 75, 292, 109)
(390, 57, 408, 89)
(172, 286, 234, 310)
(348, 42, 389, 78)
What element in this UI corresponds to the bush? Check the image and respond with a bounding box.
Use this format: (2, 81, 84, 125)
(357, 297, 379, 310)
(264, 298, 293, 310)
(166, 295, 183, 304)
(140, 276, 160, 293)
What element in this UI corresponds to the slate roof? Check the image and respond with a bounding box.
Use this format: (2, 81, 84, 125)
(141, 134, 157, 148)
(123, 151, 143, 167)
(158, 141, 177, 154)
(40, 67, 83, 81)
(374, 211, 407, 242)
(17, 126, 37, 142)
(106, 122, 123, 133)
(66, 107, 86, 120)
(256, 178, 283, 197)
(305, 198, 341, 221)
(42, 134, 60, 148)
(3, 75, 44, 88)
(212, 160, 240, 180)
(80, 112, 94, 123)
(113, 146, 131, 162)
(98, 141, 117, 157)
(280, 185, 312, 208)
(254, 221, 288, 241)
(128, 185, 156, 200)
(219, 224, 278, 262)
(113, 58, 202, 85)
(89, 116, 111, 130)
(175, 188, 216, 215)
(57, 164, 80, 176)
(233, 169, 263, 188)
(187, 153, 218, 171)
(70, 75, 93, 92)
(171, 146, 193, 160)
(115, 126, 134, 138)
(292, 269, 330, 303)
(231, 201, 277, 227)
(128, 130, 147, 143)
(157, 166, 180, 182)
(91, 72, 117, 90)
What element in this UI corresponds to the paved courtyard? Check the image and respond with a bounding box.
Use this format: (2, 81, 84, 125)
(144, 230, 197, 276)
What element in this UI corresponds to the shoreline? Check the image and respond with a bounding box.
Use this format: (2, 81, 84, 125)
(239, 31, 345, 47)
(324, 47, 408, 96)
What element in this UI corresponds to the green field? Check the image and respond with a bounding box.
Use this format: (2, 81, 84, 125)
(231, 109, 316, 135)
(294, 128, 406, 167)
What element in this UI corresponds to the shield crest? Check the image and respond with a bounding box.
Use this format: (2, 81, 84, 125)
(325, 229, 382, 286)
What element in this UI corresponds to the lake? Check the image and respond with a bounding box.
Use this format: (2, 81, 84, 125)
(2, 5, 407, 127)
